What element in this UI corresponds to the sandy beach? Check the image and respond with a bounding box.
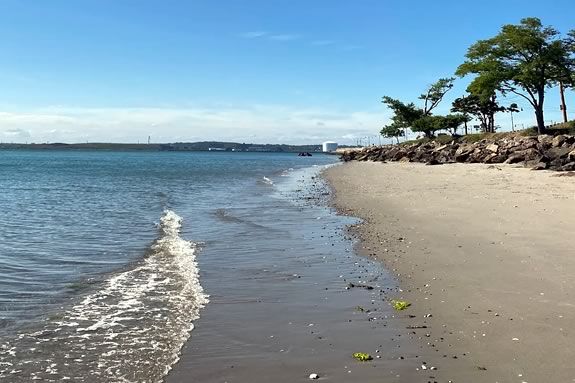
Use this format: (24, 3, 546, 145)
(325, 162, 575, 383)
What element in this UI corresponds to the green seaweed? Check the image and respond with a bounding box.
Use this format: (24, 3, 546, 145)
(391, 300, 411, 311)
(353, 352, 373, 361)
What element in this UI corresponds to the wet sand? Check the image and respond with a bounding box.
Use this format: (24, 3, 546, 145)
(166, 167, 430, 383)
(325, 161, 575, 382)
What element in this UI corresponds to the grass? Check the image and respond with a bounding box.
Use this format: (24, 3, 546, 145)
(547, 121, 575, 135)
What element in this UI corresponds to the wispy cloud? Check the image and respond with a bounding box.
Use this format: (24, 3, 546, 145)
(311, 40, 335, 46)
(239, 31, 268, 39)
(239, 31, 301, 42)
(268, 34, 301, 41)
(341, 44, 363, 51)
(0, 104, 385, 144)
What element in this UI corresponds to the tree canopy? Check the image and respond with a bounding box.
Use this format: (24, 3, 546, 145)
(381, 78, 455, 138)
(451, 94, 507, 133)
(456, 17, 575, 134)
(419, 77, 456, 115)
(380, 122, 405, 144)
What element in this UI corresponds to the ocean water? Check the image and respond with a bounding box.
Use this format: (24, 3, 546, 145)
(0, 150, 339, 382)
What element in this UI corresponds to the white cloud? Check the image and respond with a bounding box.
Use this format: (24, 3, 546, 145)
(268, 34, 301, 41)
(311, 40, 335, 46)
(0, 104, 386, 144)
(240, 31, 301, 42)
(239, 31, 267, 39)
(1, 128, 31, 141)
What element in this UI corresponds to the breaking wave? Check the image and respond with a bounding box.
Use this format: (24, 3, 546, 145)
(0, 210, 208, 382)
(260, 176, 274, 185)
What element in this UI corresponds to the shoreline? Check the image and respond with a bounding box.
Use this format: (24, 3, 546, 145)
(166, 164, 424, 383)
(324, 161, 575, 382)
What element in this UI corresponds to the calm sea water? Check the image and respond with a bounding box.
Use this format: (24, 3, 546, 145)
(0, 150, 339, 382)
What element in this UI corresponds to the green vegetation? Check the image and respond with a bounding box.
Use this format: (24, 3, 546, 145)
(352, 352, 373, 361)
(391, 299, 411, 311)
(457, 18, 575, 134)
(380, 18, 575, 140)
(381, 78, 466, 139)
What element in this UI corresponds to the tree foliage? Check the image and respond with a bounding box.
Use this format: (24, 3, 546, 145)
(381, 96, 424, 128)
(419, 78, 456, 115)
(451, 94, 507, 133)
(456, 17, 575, 134)
(381, 78, 455, 138)
(380, 123, 405, 144)
(411, 114, 468, 137)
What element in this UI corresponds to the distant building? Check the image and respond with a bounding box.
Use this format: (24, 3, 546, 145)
(322, 141, 338, 153)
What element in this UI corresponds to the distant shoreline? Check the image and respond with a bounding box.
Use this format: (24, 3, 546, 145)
(0, 142, 339, 153)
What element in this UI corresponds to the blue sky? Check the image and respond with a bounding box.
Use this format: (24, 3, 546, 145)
(0, 0, 574, 144)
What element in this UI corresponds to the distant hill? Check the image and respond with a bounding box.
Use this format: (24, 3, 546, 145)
(0, 141, 324, 153)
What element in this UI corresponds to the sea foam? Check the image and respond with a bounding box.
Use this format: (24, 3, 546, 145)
(0, 210, 208, 382)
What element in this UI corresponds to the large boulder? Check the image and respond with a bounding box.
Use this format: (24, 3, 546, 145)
(486, 143, 499, 153)
(545, 146, 573, 161)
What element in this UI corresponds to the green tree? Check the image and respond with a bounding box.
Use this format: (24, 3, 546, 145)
(381, 78, 455, 138)
(451, 94, 507, 133)
(441, 114, 471, 135)
(380, 122, 405, 144)
(419, 77, 456, 115)
(456, 18, 575, 134)
(411, 115, 444, 137)
(381, 97, 425, 128)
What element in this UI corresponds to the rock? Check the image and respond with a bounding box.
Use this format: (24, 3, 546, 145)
(504, 152, 526, 164)
(537, 134, 553, 145)
(552, 135, 567, 147)
(485, 153, 507, 163)
(454, 146, 473, 162)
(426, 158, 442, 165)
(486, 143, 499, 153)
(561, 162, 575, 171)
(338, 134, 575, 173)
(545, 146, 572, 160)
(531, 162, 548, 171)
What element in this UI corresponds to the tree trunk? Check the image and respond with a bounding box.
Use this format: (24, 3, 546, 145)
(535, 88, 546, 134)
(535, 107, 545, 134)
(490, 95, 496, 133)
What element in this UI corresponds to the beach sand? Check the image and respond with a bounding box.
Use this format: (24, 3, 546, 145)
(325, 161, 575, 382)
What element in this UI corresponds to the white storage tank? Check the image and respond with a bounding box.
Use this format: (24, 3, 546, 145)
(322, 141, 338, 153)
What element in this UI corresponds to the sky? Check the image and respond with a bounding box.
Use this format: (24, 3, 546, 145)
(0, 0, 574, 144)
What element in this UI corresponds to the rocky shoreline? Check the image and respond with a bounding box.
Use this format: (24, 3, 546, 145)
(340, 134, 575, 171)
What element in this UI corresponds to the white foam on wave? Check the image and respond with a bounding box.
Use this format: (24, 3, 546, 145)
(0, 210, 209, 382)
(261, 176, 274, 185)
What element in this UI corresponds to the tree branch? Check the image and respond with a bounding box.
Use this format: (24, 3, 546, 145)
(501, 83, 537, 108)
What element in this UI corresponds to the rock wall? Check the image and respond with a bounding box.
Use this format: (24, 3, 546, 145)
(340, 134, 575, 171)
